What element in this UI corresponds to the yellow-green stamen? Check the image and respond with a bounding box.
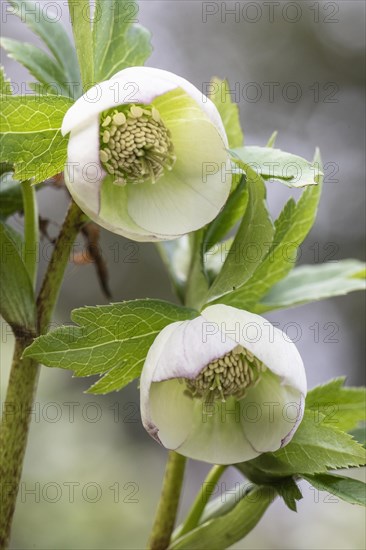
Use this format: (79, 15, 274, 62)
(99, 104, 176, 185)
(185, 346, 266, 403)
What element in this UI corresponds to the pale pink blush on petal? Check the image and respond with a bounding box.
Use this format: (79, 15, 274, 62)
(140, 322, 181, 442)
(280, 393, 305, 447)
(151, 316, 238, 383)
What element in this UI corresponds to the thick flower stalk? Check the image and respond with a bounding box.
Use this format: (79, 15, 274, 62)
(61, 67, 232, 241)
(140, 305, 307, 464)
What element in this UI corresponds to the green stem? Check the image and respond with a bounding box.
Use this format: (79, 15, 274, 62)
(174, 465, 227, 540)
(0, 339, 38, 549)
(37, 201, 84, 334)
(0, 200, 84, 548)
(20, 180, 39, 287)
(148, 451, 187, 550)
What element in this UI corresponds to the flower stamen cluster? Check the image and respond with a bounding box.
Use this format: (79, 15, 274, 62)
(99, 104, 176, 185)
(185, 346, 267, 403)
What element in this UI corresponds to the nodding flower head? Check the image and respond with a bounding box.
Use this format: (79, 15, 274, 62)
(140, 304, 307, 465)
(62, 67, 232, 242)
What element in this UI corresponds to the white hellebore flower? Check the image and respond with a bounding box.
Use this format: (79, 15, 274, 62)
(140, 305, 307, 464)
(61, 67, 231, 241)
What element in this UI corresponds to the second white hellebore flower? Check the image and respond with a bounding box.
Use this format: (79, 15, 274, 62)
(140, 305, 307, 464)
(61, 67, 232, 241)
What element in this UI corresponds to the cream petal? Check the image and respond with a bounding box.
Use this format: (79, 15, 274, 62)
(113, 67, 228, 144)
(280, 393, 305, 447)
(149, 379, 195, 449)
(240, 370, 305, 453)
(127, 88, 231, 236)
(98, 175, 183, 241)
(64, 117, 104, 216)
(153, 388, 259, 464)
(126, 163, 230, 236)
(176, 412, 260, 465)
(202, 305, 307, 395)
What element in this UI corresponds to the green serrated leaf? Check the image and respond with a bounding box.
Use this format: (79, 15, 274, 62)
(306, 378, 366, 432)
(218, 158, 322, 310)
(93, 0, 152, 82)
(197, 482, 248, 525)
(203, 237, 233, 284)
(239, 411, 366, 477)
(272, 197, 296, 245)
(24, 300, 198, 394)
(303, 473, 366, 507)
(0, 171, 23, 219)
(7, 0, 80, 91)
(0, 95, 72, 182)
(186, 177, 249, 309)
(0, 65, 12, 95)
(169, 485, 274, 550)
(350, 425, 366, 447)
(203, 176, 248, 253)
(231, 146, 322, 188)
(209, 77, 244, 148)
(1, 223, 23, 254)
(185, 231, 210, 310)
(68, 0, 94, 87)
(237, 461, 302, 511)
(255, 260, 366, 313)
(206, 168, 274, 303)
(0, 222, 36, 333)
(239, 464, 305, 513)
(0, 38, 74, 98)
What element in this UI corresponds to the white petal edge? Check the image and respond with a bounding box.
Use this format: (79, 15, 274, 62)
(62, 67, 227, 142)
(62, 69, 178, 135)
(140, 321, 180, 442)
(64, 117, 104, 216)
(201, 304, 307, 395)
(115, 67, 228, 145)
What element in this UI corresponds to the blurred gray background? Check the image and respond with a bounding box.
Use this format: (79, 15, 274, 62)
(1, 1, 365, 548)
